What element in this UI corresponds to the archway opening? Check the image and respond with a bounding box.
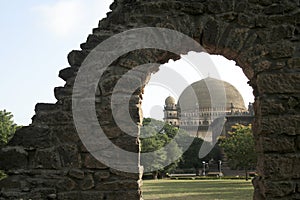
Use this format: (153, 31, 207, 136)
(140, 52, 256, 199)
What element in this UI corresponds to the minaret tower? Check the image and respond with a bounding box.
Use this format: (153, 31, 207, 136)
(163, 96, 179, 127)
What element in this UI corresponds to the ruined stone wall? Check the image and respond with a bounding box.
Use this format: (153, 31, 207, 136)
(0, 0, 300, 199)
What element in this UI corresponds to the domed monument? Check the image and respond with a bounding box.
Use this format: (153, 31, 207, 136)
(164, 96, 179, 126)
(164, 77, 254, 142)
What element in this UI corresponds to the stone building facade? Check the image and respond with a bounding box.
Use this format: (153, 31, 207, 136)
(0, 0, 299, 199)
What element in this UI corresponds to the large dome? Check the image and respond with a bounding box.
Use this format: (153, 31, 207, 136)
(178, 77, 246, 111)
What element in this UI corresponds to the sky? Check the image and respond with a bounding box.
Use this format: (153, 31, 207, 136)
(0, 0, 254, 125)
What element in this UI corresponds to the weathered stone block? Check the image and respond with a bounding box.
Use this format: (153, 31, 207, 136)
(51, 124, 80, 144)
(287, 57, 300, 70)
(257, 73, 300, 94)
(57, 144, 81, 168)
(259, 115, 300, 135)
(218, 27, 249, 59)
(237, 13, 256, 28)
(207, 0, 225, 13)
(99, 75, 120, 96)
(268, 41, 295, 59)
(35, 103, 61, 112)
(67, 50, 89, 67)
(8, 125, 52, 149)
(82, 153, 108, 169)
(80, 191, 104, 199)
(264, 4, 285, 15)
(48, 193, 57, 199)
(54, 87, 72, 101)
(31, 188, 57, 200)
(101, 125, 124, 139)
(59, 67, 77, 81)
(270, 25, 295, 41)
(182, 2, 204, 15)
(24, 169, 68, 188)
(69, 168, 84, 180)
(112, 135, 139, 152)
(59, 97, 72, 111)
(57, 191, 80, 200)
(32, 110, 72, 125)
(202, 19, 221, 51)
(56, 177, 77, 191)
(0, 191, 29, 200)
(258, 95, 299, 115)
(96, 180, 139, 191)
(34, 148, 61, 169)
(258, 0, 272, 6)
(259, 154, 300, 180)
(94, 170, 110, 181)
(255, 15, 269, 28)
(0, 175, 27, 191)
(110, 168, 142, 179)
(80, 34, 110, 50)
(253, 60, 272, 73)
(264, 181, 296, 197)
(258, 136, 296, 153)
(111, 104, 140, 129)
(235, 1, 248, 12)
(79, 174, 94, 190)
(0, 146, 28, 170)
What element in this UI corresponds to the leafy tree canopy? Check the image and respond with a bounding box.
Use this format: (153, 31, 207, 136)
(0, 110, 20, 145)
(140, 118, 185, 177)
(0, 110, 21, 179)
(218, 124, 257, 180)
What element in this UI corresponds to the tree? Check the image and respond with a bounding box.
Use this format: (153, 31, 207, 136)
(140, 118, 183, 179)
(178, 137, 221, 176)
(178, 137, 204, 175)
(0, 110, 20, 145)
(0, 110, 21, 180)
(218, 124, 257, 180)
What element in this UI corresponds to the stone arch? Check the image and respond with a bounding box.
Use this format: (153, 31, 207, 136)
(1, 1, 299, 199)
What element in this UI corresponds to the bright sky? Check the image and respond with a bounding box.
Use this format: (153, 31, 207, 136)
(0, 0, 254, 125)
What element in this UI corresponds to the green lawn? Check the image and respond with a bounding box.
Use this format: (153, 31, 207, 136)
(142, 179, 254, 200)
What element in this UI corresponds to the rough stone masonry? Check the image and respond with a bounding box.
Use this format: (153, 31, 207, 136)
(0, 0, 300, 199)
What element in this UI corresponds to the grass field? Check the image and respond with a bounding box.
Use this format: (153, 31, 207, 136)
(142, 179, 254, 200)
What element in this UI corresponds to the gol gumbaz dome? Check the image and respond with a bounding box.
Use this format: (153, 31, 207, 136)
(178, 77, 246, 111)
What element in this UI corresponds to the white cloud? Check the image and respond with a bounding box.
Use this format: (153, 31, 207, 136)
(32, 0, 113, 37)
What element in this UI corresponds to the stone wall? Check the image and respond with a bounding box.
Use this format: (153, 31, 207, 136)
(0, 0, 300, 199)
